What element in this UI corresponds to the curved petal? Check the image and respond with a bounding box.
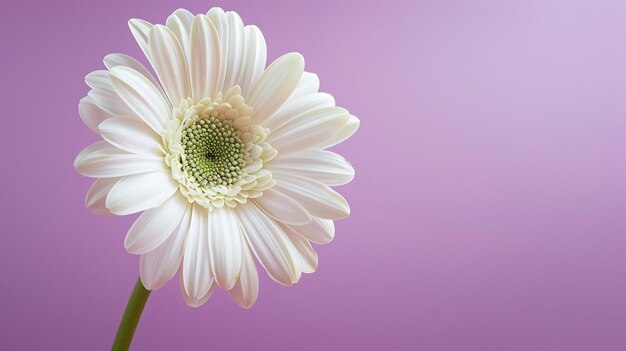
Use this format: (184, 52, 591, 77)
(85, 178, 119, 216)
(221, 11, 245, 92)
(85, 70, 112, 90)
(263, 92, 335, 131)
(290, 72, 320, 100)
(323, 114, 360, 149)
(286, 217, 335, 245)
(106, 170, 178, 216)
(247, 53, 304, 124)
(239, 25, 267, 97)
(103, 53, 161, 89)
(209, 206, 243, 290)
(78, 97, 114, 134)
(85, 71, 134, 117)
(165, 8, 194, 60)
(182, 206, 214, 304)
(267, 107, 349, 154)
(124, 192, 188, 254)
(74, 141, 165, 178)
(109, 66, 171, 133)
(128, 19, 153, 64)
(273, 173, 350, 220)
(148, 24, 191, 105)
(269, 150, 354, 186)
(140, 203, 191, 290)
(99, 117, 163, 156)
(237, 203, 298, 285)
(283, 224, 318, 274)
(205, 8, 228, 91)
(189, 14, 221, 101)
(253, 188, 312, 225)
(227, 243, 259, 309)
(180, 272, 216, 307)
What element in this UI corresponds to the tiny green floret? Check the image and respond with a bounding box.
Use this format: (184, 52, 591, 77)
(181, 116, 246, 188)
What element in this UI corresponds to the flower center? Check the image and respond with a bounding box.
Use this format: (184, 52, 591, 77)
(181, 116, 246, 188)
(163, 86, 277, 210)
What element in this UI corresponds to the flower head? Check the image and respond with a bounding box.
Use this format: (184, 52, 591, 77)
(75, 7, 358, 308)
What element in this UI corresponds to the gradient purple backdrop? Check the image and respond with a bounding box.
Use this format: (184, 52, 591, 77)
(1, 0, 625, 350)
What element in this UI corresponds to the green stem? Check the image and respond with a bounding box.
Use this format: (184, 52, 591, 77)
(111, 278, 151, 351)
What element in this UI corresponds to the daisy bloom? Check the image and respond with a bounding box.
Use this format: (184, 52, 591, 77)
(74, 7, 359, 309)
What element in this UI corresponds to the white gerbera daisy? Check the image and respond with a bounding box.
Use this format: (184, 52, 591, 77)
(75, 7, 359, 308)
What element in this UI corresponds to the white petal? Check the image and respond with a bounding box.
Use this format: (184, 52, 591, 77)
(221, 11, 245, 92)
(283, 225, 318, 274)
(74, 141, 164, 178)
(267, 107, 349, 154)
(239, 25, 267, 97)
(148, 25, 191, 105)
(128, 19, 153, 64)
(269, 150, 354, 186)
(323, 114, 360, 149)
(247, 53, 304, 124)
(85, 178, 119, 216)
(253, 188, 312, 225)
(106, 171, 178, 216)
(209, 206, 243, 290)
(182, 206, 214, 303)
(99, 117, 163, 155)
(103, 53, 161, 89)
(263, 92, 335, 132)
(189, 15, 221, 101)
(273, 173, 350, 220)
(165, 9, 194, 60)
(78, 97, 114, 134)
(290, 72, 320, 100)
(237, 203, 298, 285)
(86, 90, 128, 118)
(109, 66, 171, 133)
(227, 243, 259, 309)
(140, 203, 191, 290)
(205, 8, 228, 91)
(84, 70, 109, 90)
(86, 71, 134, 117)
(124, 192, 188, 254)
(286, 217, 335, 245)
(206, 7, 224, 17)
(180, 273, 216, 308)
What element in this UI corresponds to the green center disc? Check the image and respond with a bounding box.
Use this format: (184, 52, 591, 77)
(181, 116, 246, 188)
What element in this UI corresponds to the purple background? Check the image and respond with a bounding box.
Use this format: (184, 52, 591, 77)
(1, 0, 625, 350)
